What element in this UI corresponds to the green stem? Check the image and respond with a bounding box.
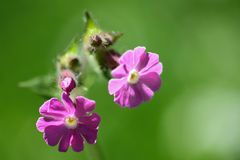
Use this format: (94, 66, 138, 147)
(86, 143, 105, 160)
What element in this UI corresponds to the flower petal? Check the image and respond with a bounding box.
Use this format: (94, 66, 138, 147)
(133, 46, 147, 65)
(119, 49, 135, 69)
(75, 96, 96, 117)
(114, 85, 142, 107)
(71, 131, 84, 152)
(135, 51, 149, 71)
(44, 124, 66, 146)
(137, 82, 154, 101)
(128, 86, 143, 107)
(114, 88, 125, 107)
(140, 72, 161, 92)
(111, 64, 128, 78)
(140, 52, 162, 75)
(79, 125, 98, 144)
(119, 47, 146, 70)
(61, 92, 75, 113)
(36, 117, 63, 132)
(108, 78, 126, 95)
(39, 98, 67, 119)
(58, 130, 72, 152)
(79, 113, 101, 129)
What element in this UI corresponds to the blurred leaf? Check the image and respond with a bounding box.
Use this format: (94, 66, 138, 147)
(19, 74, 59, 98)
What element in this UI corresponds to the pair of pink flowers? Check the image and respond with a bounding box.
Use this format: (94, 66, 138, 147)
(36, 46, 162, 152)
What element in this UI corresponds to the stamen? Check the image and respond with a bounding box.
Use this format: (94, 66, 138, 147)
(127, 69, 139, 84)
(64, 116, 78, 129)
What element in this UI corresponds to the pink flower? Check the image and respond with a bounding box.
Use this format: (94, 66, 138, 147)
(36, 92, 101, 152)
(108, 47, 163, 108)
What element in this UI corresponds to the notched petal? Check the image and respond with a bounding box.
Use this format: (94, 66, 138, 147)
(111, 64, 128, 78)
(140, 72, 161, 92)
(75, 96, 96, 117)
(71, 131, 84, 152)
(140, 52, 162, 75)
(36, 117, 63, 132)
(108, 78, 126, 95)
(80, 126, 98, 144)
(44, 125, 66, 146)
(80, 113, 101, 128)
(39, 98, 66, 118)
(58, 131, 72, 152)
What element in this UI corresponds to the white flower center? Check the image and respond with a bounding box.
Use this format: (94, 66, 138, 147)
(64, 116, 78, 129)
(127, 69, 140, 84)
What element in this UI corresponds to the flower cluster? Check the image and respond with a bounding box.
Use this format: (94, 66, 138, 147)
(36, 47, 162, 152)
(36, 46, 162, 152)
(36, 77, 101, 152)
(33, 10, 163, 154)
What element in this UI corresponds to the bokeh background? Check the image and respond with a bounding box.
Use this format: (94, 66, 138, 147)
(1, 0, 240, 159)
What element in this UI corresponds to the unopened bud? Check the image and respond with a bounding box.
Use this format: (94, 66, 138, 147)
(61, 77, 76, 94)
(90, 35, 102, 47)
(58, 54, 81, 74)
(101, 32, 123, 47)
(105, 49, 120, 69)
(100, 33, 113, 47)
(86, 32, 123, 53)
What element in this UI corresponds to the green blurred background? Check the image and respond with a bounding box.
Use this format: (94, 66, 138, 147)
(1, 0, 240, 159)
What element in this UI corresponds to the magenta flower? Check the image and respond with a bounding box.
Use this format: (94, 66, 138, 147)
(108, 47, 163, 108)
(36, 92, 101, 152)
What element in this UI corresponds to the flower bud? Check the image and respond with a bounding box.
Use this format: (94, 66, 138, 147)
(100, 32, 113, 47)
(58, 54, 81, 74)
(90, 35, 102, 47)
(85, 32, 123, 53)
(58, 69, 77, 93)
(61, 76, 76, 93)
(104, 49, 120, 69)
